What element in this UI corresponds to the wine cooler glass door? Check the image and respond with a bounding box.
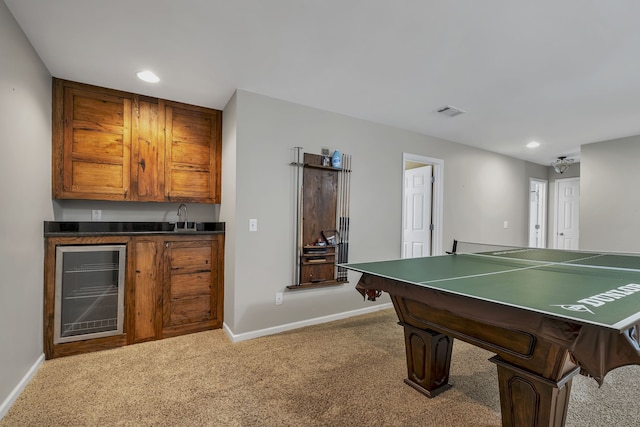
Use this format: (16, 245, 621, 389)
(54, 245, 126, 344)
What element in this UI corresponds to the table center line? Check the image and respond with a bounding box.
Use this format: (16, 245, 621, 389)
(420, 253, 607, 285)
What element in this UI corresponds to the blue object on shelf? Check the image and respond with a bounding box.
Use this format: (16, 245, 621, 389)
(331, 150, 341, 168)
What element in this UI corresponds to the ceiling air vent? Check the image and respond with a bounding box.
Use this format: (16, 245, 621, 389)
(435, 105, 466, 118)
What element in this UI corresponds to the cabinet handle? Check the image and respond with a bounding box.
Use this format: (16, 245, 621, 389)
(139, 159, 146, 172)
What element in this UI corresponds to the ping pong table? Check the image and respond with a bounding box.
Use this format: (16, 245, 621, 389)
(342, 243, 640, 427)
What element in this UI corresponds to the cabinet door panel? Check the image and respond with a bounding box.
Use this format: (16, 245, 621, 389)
(162, 238, 222, 334)
(133, 240, 161, 343)
(169, 244, 213, 273)
(171, 139, 211, 166)
(170, 272, 212, 298)
(165, 102, 221, 203)
(169, 295, 211, 325)
(168, 170, 211, 198)
(72, 129, 124, 158)
(72, 162, 124, 189)
(72, 92, 126, 126)
(53, 80, 132, 200)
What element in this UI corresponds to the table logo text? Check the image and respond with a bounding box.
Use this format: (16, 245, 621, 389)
(554, 283, 640, 314)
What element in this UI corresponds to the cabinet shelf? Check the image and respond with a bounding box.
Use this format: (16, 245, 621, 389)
(290, 162, 350, 173)
(65, 284, 118, 299)
(65, 263, 119, 273)
(286, 279, 348, 290)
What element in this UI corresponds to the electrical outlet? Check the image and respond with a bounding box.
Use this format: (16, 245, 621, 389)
(275, 292, 283, 305)
(249, 218, 258, 232)
(92, 210, 102, 221)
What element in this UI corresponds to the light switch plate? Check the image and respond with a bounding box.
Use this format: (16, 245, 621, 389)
(249, 218, 258, 231)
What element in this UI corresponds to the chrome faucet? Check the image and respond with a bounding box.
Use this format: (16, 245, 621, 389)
(176, 203, 188, 230)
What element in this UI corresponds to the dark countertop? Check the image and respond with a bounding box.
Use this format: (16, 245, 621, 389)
(44, 221, 225, 237)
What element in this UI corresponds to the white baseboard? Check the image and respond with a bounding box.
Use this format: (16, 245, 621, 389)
(223, 303, 393, 343)
(0, 353, 45, 420)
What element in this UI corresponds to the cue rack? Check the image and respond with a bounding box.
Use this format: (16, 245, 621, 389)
(288, 147, 352, 289)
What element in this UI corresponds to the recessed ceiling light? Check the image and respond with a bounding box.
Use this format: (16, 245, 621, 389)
(526, 141, 540, 149)
(137, 70, 159, 83)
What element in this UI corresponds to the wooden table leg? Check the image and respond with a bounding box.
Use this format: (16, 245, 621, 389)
(490, 356, 580, 427)
(400, 322, 454, 397)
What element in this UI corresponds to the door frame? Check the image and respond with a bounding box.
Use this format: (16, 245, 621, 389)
(401, 153, 444, 256)
(528, 178, 548, 248)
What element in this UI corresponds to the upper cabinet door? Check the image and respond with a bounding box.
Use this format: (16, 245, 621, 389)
(164, 102, 222, 203)
(131, 97, 165, 201)
(52, 79, 132, 200)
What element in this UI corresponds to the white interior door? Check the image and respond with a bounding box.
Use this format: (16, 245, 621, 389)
(528, 178, 547, 248)
(555, 178, 580, 249)
(403, 165, 432, 258)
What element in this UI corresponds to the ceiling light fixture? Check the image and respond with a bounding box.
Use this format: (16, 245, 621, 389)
(551, 156, 574, 174)
(136, 70, 159, 83)
(526, 141, 540, 148)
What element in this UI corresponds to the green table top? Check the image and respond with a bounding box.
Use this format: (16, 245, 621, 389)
(342, 248, 640, 331)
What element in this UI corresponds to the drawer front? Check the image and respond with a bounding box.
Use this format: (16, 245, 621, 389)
(169, 245, 213, 273)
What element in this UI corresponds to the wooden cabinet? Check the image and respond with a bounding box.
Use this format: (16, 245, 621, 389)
(130, 234, 224, 343)
(52, 78, 222, 203)
(165, 102, 222, 203)
(52, 80, 133, 200)
(300, 245, 337, 284)
(162, 237, 223, 337)
(45, 233, 224, 358)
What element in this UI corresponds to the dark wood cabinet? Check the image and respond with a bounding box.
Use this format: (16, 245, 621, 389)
(52, 78, 222, 203)
(164, 101, 222, 203)
(45, 233, 224, 358)
(130, 234, 224, 343)
(300, 245, 337, 284)
(161, 237, 223, 337)
(130, 237, 163, 343)
(52, 80, 133, 200)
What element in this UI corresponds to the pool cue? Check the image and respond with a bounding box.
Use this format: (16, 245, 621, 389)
(293, 147, 303, 286)
(342, 154, 351, 281)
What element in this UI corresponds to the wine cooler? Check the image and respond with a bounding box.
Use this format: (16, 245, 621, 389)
(54, 245, 126, 344)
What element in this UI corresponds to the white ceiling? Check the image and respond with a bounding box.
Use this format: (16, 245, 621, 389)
(6, 0, 640, 165)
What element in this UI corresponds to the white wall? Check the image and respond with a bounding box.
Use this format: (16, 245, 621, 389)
(227, 90, 547, 335)
(0, 1, 53, 415)
(54, 200, 218, 223)
(581, 136, 640, 252)
(220, 92, 238, 330)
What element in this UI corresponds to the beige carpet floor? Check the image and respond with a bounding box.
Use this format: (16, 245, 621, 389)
(2, 308, 639, 426)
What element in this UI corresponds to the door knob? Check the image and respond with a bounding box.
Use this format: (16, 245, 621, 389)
(559, 233, 564, 236)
